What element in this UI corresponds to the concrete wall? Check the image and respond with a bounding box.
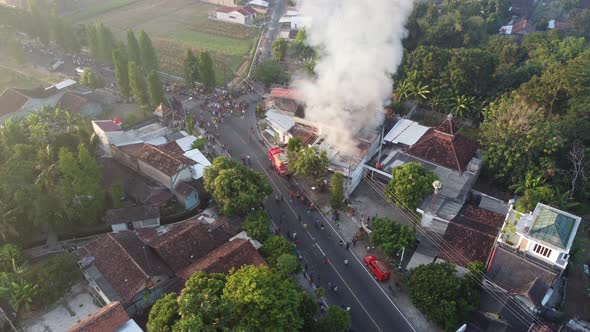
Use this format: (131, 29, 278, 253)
(138, 160, 173, 189)
(132, 217, 160, 229)
(111, 145, 139, 170)
(171, 167, 193, 188)
(216, 11, 247, 24)
(174, 189, 199, 210)
(111, 223, 128, 232)
(202, 0, 237, 5)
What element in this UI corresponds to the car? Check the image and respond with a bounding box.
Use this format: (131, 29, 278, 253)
(364, 255, 391, 281)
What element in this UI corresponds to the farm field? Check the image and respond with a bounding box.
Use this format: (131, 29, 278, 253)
(62, 0, 260, 85)
(0, 64, 59, 93)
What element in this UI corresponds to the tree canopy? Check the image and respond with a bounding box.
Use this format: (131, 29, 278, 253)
(80, 68, 105, 89)
(183, 49, 200, 89)
(112, 48, 130, 98)
(204, 157, 272, 215)
(369, 217, 416, 257)
(385, 162, 438, 210)
(242, 210, 272, 243)
(253, 60, 288, 87)
(407, 262, 480, 331)
(147, 266, 306, 331)
(330, 173, 344, 210)
(138, 30, 159, 72)
(289, 147, 329, 183)
(198, 51, 216, 91)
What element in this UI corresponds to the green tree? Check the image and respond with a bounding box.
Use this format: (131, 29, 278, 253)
(223, 265, 303, 331)
(317, 306, 352, 332)
(24, 253, 79, 307)
(260, 235, 295, 266)
(300, 292, 319, 331)
(80, 68, 105, 89)
(242, 210, 271, 243)
(0, 244, 23, 272)
(571, 9, 590, 38)
(127, 29, 141, 64)
(385, 162, 438, 210)
(108, 183, 125, 208)
(450, 94, 478, 119)
(369, 217, 417, 257)
(272, 38, 288, 61)
(479, 96, 562, 185)
(139, 30, 158, 72)
(289, 147, 329, 184)
(7, 280, 37, 313)
(85, 24, 98, 60)
(275, 253, 300, 275)
(444, 48, 497, 97)
(407, 263, 479, 331)
(147, 70, 167, 108)
(147, 293, 179, 332)
(128, 61, 150, 108)
(57, 145, 106, 229)
(112, 48, 130, 98)
(203, 157, 272, 215)
(177, 272, 229, 328)
(330, 173, 344, 210)
(253, 61, 288, 87)
(9, 39, 25, 65)
(96, 22, 115, 63)
(183, 49, 200, 89)
(198, 51, 216, 91)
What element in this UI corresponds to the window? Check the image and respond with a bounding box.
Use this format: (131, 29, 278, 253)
(533, 243, 552, 258)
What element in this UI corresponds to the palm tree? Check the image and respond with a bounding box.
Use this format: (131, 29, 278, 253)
(34, 145, 58, 190)
(428, 91, 450, 113)
(8, 281, 38, 313)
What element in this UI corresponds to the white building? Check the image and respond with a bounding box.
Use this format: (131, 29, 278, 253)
(498, 203, 581, 270)
(92, 119, 170, 157)
(215, 6, 257, 25)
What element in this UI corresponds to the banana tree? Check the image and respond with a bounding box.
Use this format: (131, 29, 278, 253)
(409, 81, 431, 101)
(451, 94, 477, 119)
(393, 80, 411, 102)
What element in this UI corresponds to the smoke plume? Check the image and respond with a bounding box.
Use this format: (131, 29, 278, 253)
(293, 0, 414, 154)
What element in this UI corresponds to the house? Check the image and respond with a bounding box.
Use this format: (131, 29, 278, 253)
(247, 0, 268, 14)
(0, 87, 65, 123)
(177, 238, 267, 279)
(278, 13, 311, 30)
(92, 118, 170, 157)
(547, 19, 573, 31)
(174, 181, 199, 210)
(497, 203, 581, 270)
(265, 109, 295, 144)
(78, 232, 173, 313)
(499, 17, 535, 35)
(104, 205, 161, 232)
(438, 201, 506, 267)
(112, 142, 196, 190)
(368, 113, 483, 233)
(215, 6, 257, 25)
(268, 87, 305, 116)
(67, 301, 142, 332)
(78, 217, 245, 316)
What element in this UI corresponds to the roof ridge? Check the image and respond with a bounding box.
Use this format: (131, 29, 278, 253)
(147, 143, 188, 164)
(107, 233, 151, 279)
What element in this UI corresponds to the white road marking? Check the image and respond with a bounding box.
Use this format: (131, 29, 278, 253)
(315, 243, 326, 256)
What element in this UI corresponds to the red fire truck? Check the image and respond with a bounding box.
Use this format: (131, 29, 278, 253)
(268, 147, 289, 175)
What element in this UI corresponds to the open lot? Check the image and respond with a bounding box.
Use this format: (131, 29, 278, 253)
(63, 0, 260, 84)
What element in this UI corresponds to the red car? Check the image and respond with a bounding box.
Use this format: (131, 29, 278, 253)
(364, 255, 391, 281)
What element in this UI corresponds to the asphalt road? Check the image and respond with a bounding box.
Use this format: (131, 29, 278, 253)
(194, 98, 416, 331)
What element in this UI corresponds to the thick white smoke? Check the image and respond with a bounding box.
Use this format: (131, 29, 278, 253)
(293, 0, 414, 153)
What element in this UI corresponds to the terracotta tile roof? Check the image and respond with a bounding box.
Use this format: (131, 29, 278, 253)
(438, 205, 504, 266)
(0, 88, 30, 117)
(57, 92, 88, 114)
(94, 120, 122, 132)
(148, 220, 239, 272)
(512, 17, 535, 34)
(78, 232, 171, 302)
(138, 144, 196, 176)
(117, 143, 144, 158)
(289, 123, 318, 145)
(554, 21, 573, 30)
(174, 181, 195, 197)
(271, 87, 303, 101)
(177, 239, 267, 279)
(104, 205, 160, 225)
(405, 115, 478, 172)
(67, 301, 129, 332)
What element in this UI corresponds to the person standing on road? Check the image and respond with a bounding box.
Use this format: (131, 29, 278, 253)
(344, 259, 348, 266)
